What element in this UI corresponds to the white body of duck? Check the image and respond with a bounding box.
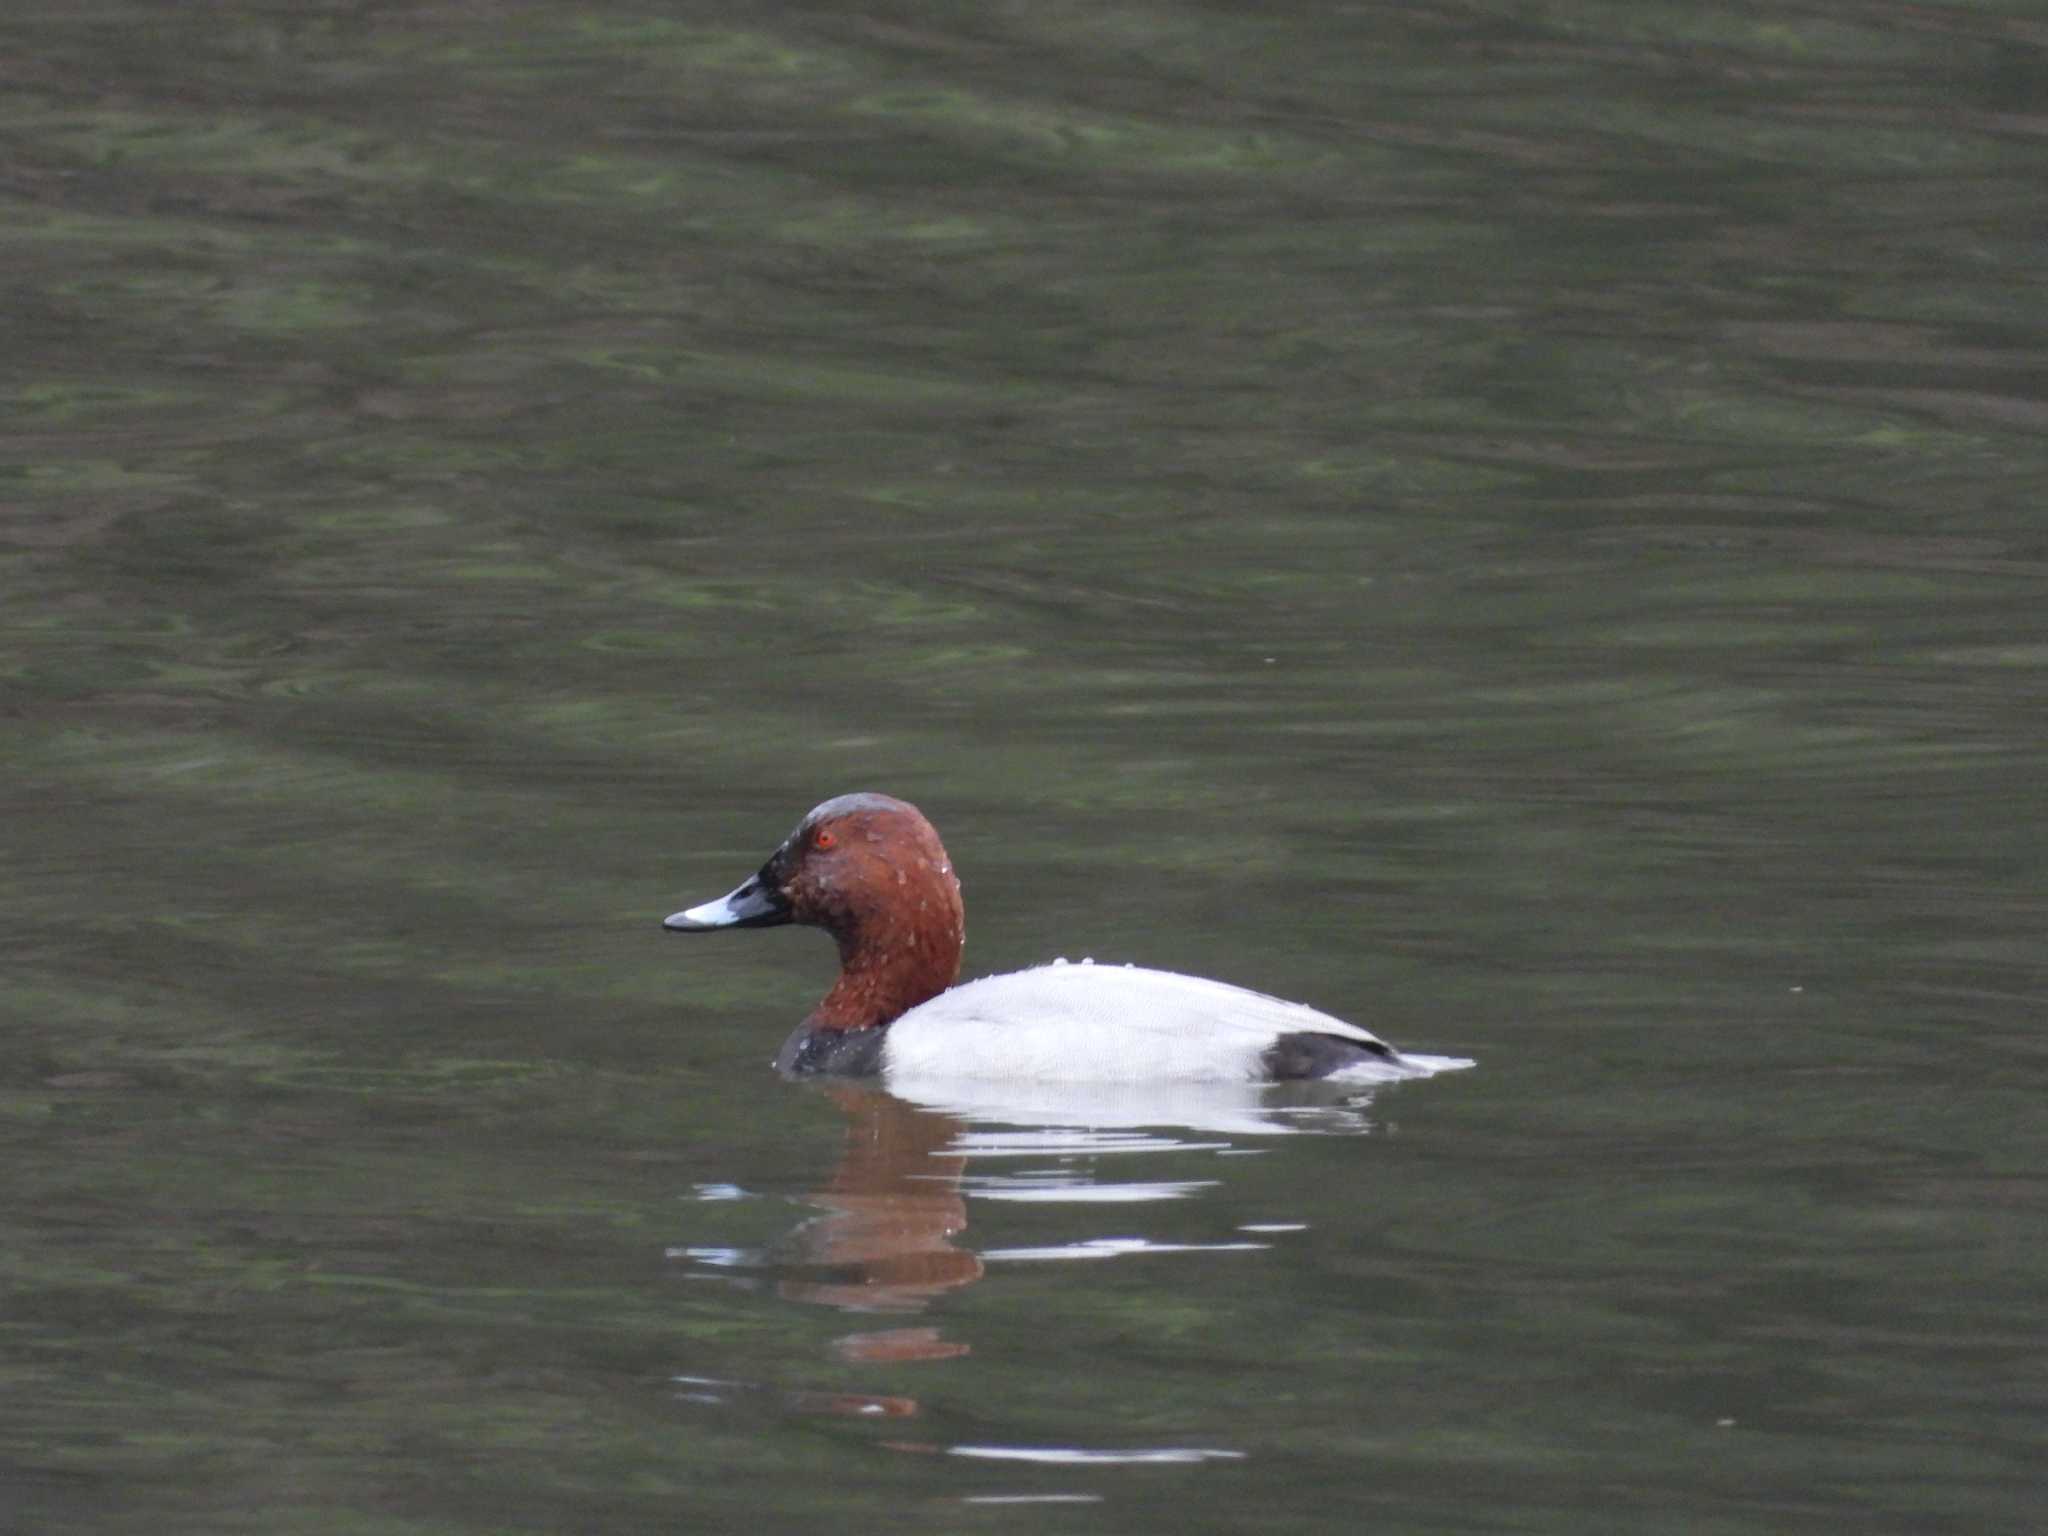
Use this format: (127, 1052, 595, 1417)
(881, 959, 1446, 1083)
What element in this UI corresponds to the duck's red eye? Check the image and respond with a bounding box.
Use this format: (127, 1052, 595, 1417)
(814, 829, 837, 850)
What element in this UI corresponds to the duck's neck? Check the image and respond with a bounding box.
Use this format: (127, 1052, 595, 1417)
(808, 928, 962, 1032)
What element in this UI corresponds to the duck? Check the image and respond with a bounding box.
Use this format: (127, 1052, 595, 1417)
(663, 792, 1471, 1083)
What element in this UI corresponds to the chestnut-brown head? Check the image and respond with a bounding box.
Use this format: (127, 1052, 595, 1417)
(665, 793, 966, 1030)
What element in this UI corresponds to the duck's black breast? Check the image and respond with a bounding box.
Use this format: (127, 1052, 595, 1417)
(776, 1022, 891, 1077)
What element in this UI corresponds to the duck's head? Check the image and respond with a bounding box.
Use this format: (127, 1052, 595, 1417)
(665, 792, 965, 1029)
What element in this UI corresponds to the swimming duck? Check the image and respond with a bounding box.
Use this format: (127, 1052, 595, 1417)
(664, 793, 1468, 1083)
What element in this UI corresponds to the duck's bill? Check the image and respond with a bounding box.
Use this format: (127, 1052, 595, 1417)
(664, 872, 791, 931)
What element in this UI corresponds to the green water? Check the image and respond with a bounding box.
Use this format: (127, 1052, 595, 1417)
(4, 3, 2044, 1532)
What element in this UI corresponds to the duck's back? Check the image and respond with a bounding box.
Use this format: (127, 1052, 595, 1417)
(880, 961, 1418, 1083)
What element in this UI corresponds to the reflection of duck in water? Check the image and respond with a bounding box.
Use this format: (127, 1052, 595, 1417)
(664, 793, 1473, 1084)
(755, 1087, 976, 1366)
(676, 1080, 1405, 1415)
(775, 1086, 981, 1322)
(751, 1074, 1396, 1323)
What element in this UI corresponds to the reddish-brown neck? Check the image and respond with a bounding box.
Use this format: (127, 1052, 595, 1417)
(807, 935, 961, 1032)
(782, 797, 967, 1032)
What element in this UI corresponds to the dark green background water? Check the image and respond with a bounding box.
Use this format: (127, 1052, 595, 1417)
(5, 3, 2044, 1532)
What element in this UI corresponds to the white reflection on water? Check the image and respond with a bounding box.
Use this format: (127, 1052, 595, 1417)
(983, 1235, 1271, 1262)
(947, 1445, 1248, 1465)
(670, 1245, 754, 1266)
(952, 1129, 1232, 1157)
(962, 1172, 1218, 1201)
(886, 1073, 1389, 1137)
(667, 1074, 1403, 1317)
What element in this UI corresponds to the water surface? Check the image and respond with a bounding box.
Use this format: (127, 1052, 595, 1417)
(3, 3, 2044, 1532)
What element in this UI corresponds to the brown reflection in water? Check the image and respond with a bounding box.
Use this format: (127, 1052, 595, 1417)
(777, 1085, 981, 1361)
(784, 1389, 923, 1418)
